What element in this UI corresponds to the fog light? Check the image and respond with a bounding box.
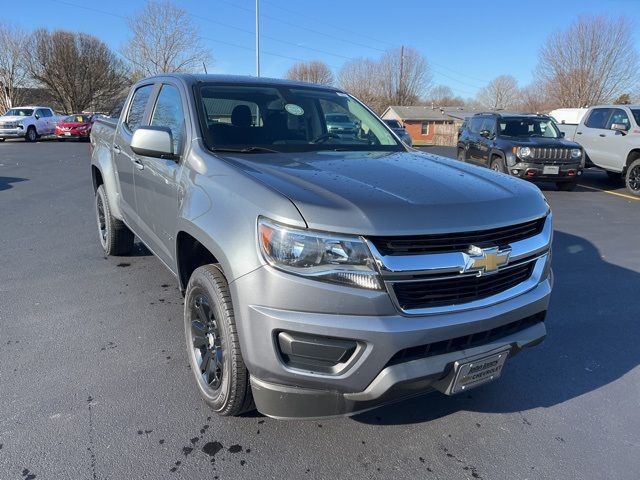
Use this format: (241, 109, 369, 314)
(277, 331, 358, 373)
(511, 169, 519, 175)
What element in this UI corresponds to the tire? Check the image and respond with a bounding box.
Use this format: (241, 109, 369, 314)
(490, 156, 507, 173)
(95, 184, 134, 255)
(25, 126, 37, 142)
(625, 159, 640, 197)
(556, 180, 577, 191)
(457, 148, 466, 162)
(184, 264, 254, 416)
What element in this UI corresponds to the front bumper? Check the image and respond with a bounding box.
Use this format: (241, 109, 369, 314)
(231, 264, 552, 419)
(56, 130, 90, 138)
(509, 161, 582, 181)
(0, 128, 25, 138)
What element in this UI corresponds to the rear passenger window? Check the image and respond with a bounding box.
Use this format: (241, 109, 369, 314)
(151, 84, 186, 156)
(125, 85, 154, 132)
(585, 108, 612, 129)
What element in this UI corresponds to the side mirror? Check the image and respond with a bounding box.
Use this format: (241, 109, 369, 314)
(560, 131, 565, 138)
(34, 114, 40, 120)
(130, 126, 177, 160)
(611, 123, 628, 134)
(479, 129, 491, 138)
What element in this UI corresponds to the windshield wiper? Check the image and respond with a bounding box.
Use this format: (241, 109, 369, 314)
(210, 146, 280, 154)
(311, 133, 341, 144)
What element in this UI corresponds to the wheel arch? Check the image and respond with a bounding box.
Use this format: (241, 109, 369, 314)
(625, 149, 640, 173)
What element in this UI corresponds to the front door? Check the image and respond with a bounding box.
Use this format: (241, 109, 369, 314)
(133, 83, 186, 269)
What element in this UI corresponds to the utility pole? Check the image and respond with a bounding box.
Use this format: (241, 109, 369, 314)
(255, 0, 261, 77)
(398, 45, 404, 105)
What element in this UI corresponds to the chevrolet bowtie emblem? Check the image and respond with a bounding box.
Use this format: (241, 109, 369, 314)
(464, 245, 511, 275)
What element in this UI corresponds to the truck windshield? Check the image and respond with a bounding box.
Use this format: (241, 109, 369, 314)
(4, 108, 34, 117)
(498, 118, 560, 139)
(631, 109, 640, 126)
(196, 83, 402, 153)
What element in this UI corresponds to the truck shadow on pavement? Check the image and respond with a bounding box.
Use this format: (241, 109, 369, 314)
(354, 230, 639, 425)
(0, 176, 27, 192)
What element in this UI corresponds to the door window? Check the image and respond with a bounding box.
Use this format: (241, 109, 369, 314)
(607, 109, 630, 130)
(124, 84, 154, 132)
(150, 84, 186, 155)
(480, 117, 495, 135)
(468, 117, 482, 134)
(584, 108, 613, 129)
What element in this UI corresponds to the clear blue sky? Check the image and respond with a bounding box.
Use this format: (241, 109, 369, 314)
(4, 0, 640, 98)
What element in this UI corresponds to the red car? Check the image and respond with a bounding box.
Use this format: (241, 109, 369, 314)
(55, 114, 94, 141)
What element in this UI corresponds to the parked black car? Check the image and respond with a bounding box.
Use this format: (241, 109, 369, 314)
(457, 113, 584, 190)
(383, 119, 413, 146)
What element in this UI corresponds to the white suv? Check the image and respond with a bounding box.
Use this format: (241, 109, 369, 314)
(0, 106, 58, 142)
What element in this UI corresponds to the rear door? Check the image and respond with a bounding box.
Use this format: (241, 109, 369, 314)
(578, 108, 613, 168)
(113, 83, 155, 228)
(133, 82, 187, 269)
(466, 117, 484, 163)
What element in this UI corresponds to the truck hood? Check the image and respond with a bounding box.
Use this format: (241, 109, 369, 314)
(220, 150, 548, 236)
(507, 136, 581, 148)
(0, 115, 29, 122)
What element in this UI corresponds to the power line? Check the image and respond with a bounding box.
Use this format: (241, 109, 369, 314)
(219, 0, 489, 88)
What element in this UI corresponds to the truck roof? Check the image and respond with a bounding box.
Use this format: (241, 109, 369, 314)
(138, 73, 341, 92)
(10, 106, 54, 109)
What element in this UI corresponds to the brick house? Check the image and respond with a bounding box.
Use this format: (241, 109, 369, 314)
(381, 106, 477, 146)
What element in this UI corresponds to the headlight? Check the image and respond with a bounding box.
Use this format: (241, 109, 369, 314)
(258, 218, 383, 290)
(571, 148, 582, 159)
(518, 146, 531, 158)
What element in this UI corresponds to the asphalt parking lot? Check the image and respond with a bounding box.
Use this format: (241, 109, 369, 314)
(1, 140, 639, 480)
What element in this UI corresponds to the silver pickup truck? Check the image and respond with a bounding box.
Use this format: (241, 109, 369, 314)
(558, 105, 640, 196)
(90, 74, 553, 419)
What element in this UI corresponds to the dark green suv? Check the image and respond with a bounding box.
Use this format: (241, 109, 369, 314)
(457, 113, 584, 191)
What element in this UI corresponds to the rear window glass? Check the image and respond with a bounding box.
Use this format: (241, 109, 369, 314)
(125, 84, 154, 132)
(632, 109, 640, 126)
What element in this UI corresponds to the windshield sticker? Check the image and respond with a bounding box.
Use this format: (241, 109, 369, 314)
(285, 104, 304, 116)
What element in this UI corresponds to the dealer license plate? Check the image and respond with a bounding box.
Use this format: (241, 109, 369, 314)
(543, 166, 559, 175)
(65, 132, 71, 136)
(450, 349, 509, 394)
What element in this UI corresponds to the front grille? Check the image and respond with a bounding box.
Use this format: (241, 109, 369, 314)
(393, 262, 534, 310)
(385, 311, 546, 367)
(370, 217, 545, 256)
(531, 147, 571, 161)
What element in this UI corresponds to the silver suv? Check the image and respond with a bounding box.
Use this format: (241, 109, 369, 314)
(90, 74, 552, 419)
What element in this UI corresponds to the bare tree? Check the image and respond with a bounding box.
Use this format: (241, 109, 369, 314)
(26, 29, 129, 113)
(379, 46, 432, 107)
(338, 58, 385, 112)
(122, 1, 211, 77)
(0, 23, 29, 112)
(516, 83, 554, 113)
(536, 16, 639, 107)
(339, 47, 431, 114)
(286, 60, 334, 85)
(425, 85, 465, 107)
(476, 75, 519, 110)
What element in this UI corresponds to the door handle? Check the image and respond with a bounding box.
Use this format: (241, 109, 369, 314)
(113, 144, 121, 154)
(132, 158, 144, 170)
(599, 134, 606, 137)
(576, 132, 582, 135)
